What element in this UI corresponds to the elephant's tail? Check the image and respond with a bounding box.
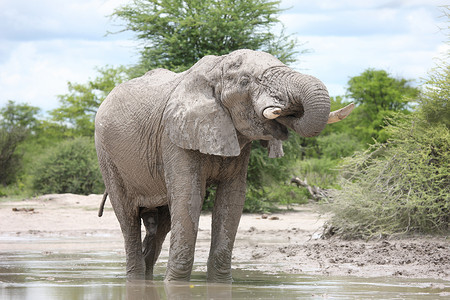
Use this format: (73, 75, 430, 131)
(98, 191, 108, 217)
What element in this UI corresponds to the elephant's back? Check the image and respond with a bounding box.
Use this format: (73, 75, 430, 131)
(96, 69, 178, 128)
(95, 69, 177, 195)
(108, 68, 177, 107)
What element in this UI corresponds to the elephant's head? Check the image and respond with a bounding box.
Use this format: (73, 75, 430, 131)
(164, 49, 353, 157)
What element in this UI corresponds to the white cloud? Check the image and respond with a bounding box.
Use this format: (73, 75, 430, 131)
(0, 0, 130, 40)
(0, 0, 136, 111)
(280, 0, 448, 97)
(282, 0, 448, 13)
(289, 30, 445, 97)
(0, 38, 137, 111)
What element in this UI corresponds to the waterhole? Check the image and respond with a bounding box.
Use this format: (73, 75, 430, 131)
(1, 251, 449, 299)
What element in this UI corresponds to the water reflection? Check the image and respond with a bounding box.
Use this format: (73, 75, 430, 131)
(126, 281, 233, 300)
(0, 251, 449, 299)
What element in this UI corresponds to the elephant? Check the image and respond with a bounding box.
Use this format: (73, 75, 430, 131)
(94, 49, 353, 283)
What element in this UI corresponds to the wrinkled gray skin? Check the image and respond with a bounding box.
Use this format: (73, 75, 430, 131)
(95, 49, 331, 283)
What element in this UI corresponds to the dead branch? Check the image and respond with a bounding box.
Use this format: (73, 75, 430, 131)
(290, 177, 332, 202)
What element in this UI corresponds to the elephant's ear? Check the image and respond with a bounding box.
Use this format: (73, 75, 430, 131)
(164, 57, 240, 157)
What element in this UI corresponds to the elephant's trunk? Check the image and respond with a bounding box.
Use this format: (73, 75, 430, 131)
(277, 72, 331, 137)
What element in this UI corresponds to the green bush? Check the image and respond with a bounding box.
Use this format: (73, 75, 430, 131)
(0, 128, 27, 185)
(317, 132, 363, 160)
(32, 137, 104, 195)
(419, 64, 450, 129)
(327, 55, 450, 239)
(294, 157, 340, 189)
(243, 186, 277, 213)
(330, 115, 449, 239)
(266, 183, 309, 208)
(243, 139, 305, 213)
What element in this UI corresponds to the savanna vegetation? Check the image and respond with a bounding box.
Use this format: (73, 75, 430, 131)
(328, 62, 450, 239)
(1, 1, 448, 238)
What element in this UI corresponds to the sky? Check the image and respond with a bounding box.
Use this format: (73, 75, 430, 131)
(0, 0, 448, 113)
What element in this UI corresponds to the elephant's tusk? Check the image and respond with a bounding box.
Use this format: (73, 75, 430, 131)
(327, 103, 355, 124)
(263, 107, 282, 119)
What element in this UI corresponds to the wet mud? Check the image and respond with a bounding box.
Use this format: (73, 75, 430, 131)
(0, 194, 449, 299)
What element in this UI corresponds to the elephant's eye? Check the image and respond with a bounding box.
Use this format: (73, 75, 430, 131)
(240, 77, 250, 87)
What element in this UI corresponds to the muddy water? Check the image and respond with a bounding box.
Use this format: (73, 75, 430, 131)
(1, 251, 449, 299)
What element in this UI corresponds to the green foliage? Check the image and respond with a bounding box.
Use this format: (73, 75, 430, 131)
(0, 101, 40, 186)
(112, 0, 300, 74)
(288, 114, 364, 194)
(0, 100, 40, 131)
(243, 184, 309, 213)
(329, 62, 450, 239)
(203, 135, 310, 213)
(317, 132, 363, 161)
(248, 141, 295, 188)
(346, 69, 418, 115)
(51, 66, 129, 136)
(294, 158, 339, 189)
(245, 138, 306, 211)
(0, 128, 27, 185)
(32, 137, 104, 195)
(266, 183, 309, 207)
(341, 69, 419, 144)
(203, 182, 308, 213)
(418, 63, 450, 129)
(0, 180, 29, 198)
(243, 185, 277, 213)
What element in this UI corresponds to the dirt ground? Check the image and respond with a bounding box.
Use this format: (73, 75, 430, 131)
(0, 193, 449, 281)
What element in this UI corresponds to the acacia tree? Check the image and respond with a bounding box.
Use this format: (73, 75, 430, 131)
(112, 0, 299, 74)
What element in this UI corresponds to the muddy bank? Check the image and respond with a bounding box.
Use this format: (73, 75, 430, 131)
(0, 194, 448, 280)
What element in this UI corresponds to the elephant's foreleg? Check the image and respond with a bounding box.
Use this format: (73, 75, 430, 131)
(165, 187, 203, 281)
(163, 150, 204, 282)
(141, 205, 171, 279)
(207, 178, 246, 283)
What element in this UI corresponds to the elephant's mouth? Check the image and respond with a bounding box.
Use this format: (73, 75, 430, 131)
(264, 119, 290, 141)
(262, 105, 305, 141)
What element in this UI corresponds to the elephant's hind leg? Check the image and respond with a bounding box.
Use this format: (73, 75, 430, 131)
(111, 205, 145, 279)
(113, 203, 145, 279)
(141, 205, 171, 279)
(97, 149, 145, 279)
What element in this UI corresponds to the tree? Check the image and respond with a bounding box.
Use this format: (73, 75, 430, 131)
(112, 0, 299, 74)
(0, 100, 40, 131)
(51, 66, 128, 136)
(343, 69, 419, 144)
(346, 69, 418, 117)
(0, 101, 40, 185)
